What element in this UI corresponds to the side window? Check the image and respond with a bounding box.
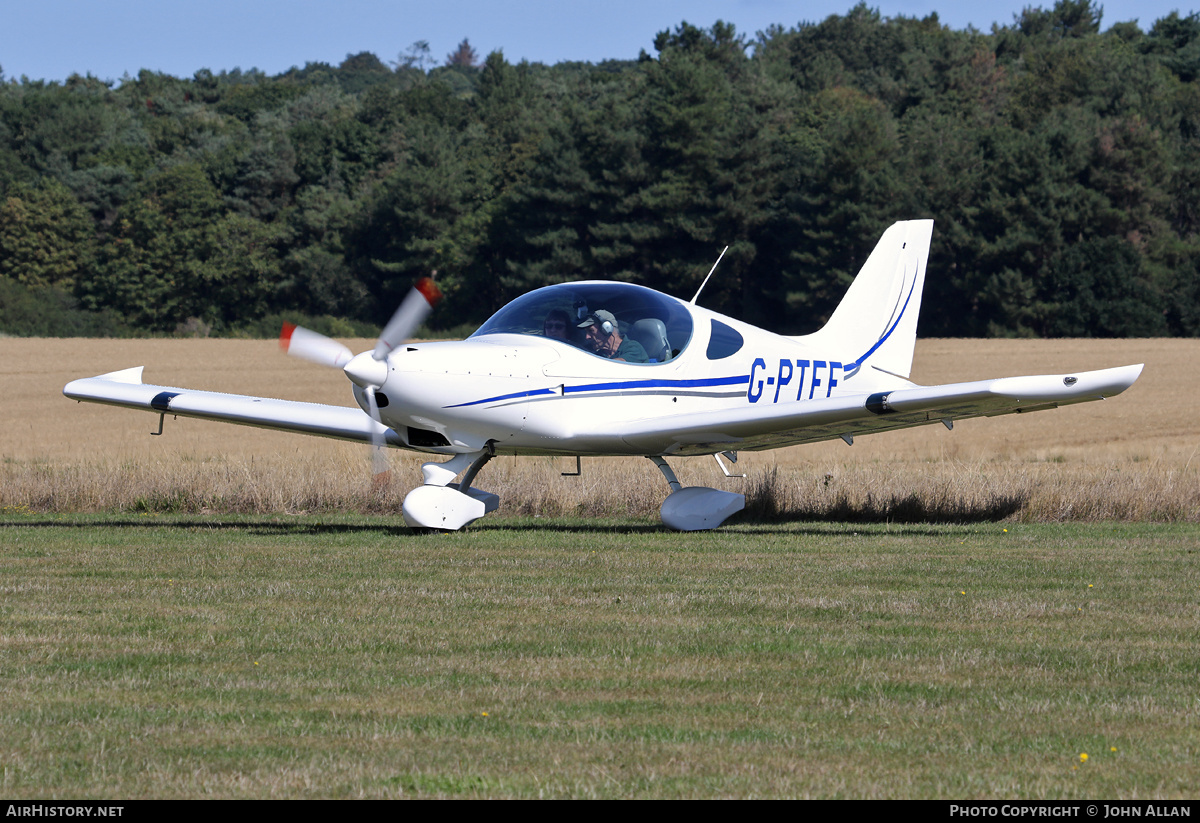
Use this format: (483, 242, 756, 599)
(706, 319, 744, 360)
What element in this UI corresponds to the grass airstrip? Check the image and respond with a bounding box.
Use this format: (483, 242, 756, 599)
(1, 337, 1198, 798)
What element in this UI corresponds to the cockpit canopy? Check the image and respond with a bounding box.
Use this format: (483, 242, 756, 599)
(470, 282, 694, 364)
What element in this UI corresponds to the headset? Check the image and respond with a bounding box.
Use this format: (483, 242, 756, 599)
(576, 301, 614, 336)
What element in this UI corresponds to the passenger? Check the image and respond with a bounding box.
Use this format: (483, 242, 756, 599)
(543, 309, 572, 342)
(577, 310, 648, 363)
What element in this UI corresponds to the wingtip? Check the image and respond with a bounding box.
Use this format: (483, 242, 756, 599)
(279, 322, 296, 351)
(96, 366, 145, 384)
(64, 366, 145, 399)
(1103, 363, 1145, 395)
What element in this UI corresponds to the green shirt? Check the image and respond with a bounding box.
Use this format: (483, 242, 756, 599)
(612, 337, 648, 363)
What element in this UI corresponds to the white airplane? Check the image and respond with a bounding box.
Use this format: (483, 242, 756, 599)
(64, 220, 1143, 531)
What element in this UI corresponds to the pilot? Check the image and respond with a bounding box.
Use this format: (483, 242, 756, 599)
(543, 309, 572, 343)
(577, 310, 648, 363)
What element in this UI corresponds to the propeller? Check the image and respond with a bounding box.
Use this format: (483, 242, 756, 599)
(279, 276, 444, 484)
(374, 276, 444, 361)
(279, 323, 353, 368)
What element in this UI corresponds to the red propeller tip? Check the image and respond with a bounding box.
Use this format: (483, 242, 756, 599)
(279, 322, 296, 351)
(415, 277, 443, 307)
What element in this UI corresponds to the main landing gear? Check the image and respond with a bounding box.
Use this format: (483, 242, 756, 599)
(401, 451, 744, 532)
(649, 456, 745, 531)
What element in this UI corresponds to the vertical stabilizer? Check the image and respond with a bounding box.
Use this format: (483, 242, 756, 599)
(800, 219, 933, 379)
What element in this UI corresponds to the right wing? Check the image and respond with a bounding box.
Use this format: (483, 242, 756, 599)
(64, 367, 405, 448)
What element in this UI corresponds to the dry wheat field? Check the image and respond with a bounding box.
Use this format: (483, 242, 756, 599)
(3, 336, 1197, 523)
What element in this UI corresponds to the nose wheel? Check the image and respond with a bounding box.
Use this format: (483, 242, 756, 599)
(402, 449, 499, 531)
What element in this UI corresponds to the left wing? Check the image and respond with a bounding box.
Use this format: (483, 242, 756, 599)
(64, 367, 404, 447)
(614, 364, 1144, 454)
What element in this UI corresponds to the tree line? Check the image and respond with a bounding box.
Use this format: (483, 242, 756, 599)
(2, 1, 1199, 338)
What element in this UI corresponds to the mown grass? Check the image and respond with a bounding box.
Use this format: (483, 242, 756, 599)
(5, 338, 1198, 796)
(1, 513, 1197, 798)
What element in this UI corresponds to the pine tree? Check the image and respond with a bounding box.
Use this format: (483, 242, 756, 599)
(445, 39, 480, 69)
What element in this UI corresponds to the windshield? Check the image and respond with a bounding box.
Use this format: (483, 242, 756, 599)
(471, 282, 694, 364)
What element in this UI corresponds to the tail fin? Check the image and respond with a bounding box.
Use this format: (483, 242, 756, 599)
(800, 219, 933, 380)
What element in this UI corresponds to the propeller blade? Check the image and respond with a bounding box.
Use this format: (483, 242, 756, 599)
(373, 276, 443, 361)
(280, 323, 353, 369)
(364, 385, 391, 486)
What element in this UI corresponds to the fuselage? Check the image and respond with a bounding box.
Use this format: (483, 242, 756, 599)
(357, 281, 907, 457)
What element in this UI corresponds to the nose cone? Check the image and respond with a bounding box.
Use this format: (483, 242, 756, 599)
(344, 351, 389, 388)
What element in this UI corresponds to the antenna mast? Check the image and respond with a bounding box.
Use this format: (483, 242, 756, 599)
(690, 245, 729, 305)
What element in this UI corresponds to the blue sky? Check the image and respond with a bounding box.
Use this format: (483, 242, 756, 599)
(2, 0, 1195, 83)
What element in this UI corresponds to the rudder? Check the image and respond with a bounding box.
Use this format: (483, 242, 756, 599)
(799, 219, 933, 380)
